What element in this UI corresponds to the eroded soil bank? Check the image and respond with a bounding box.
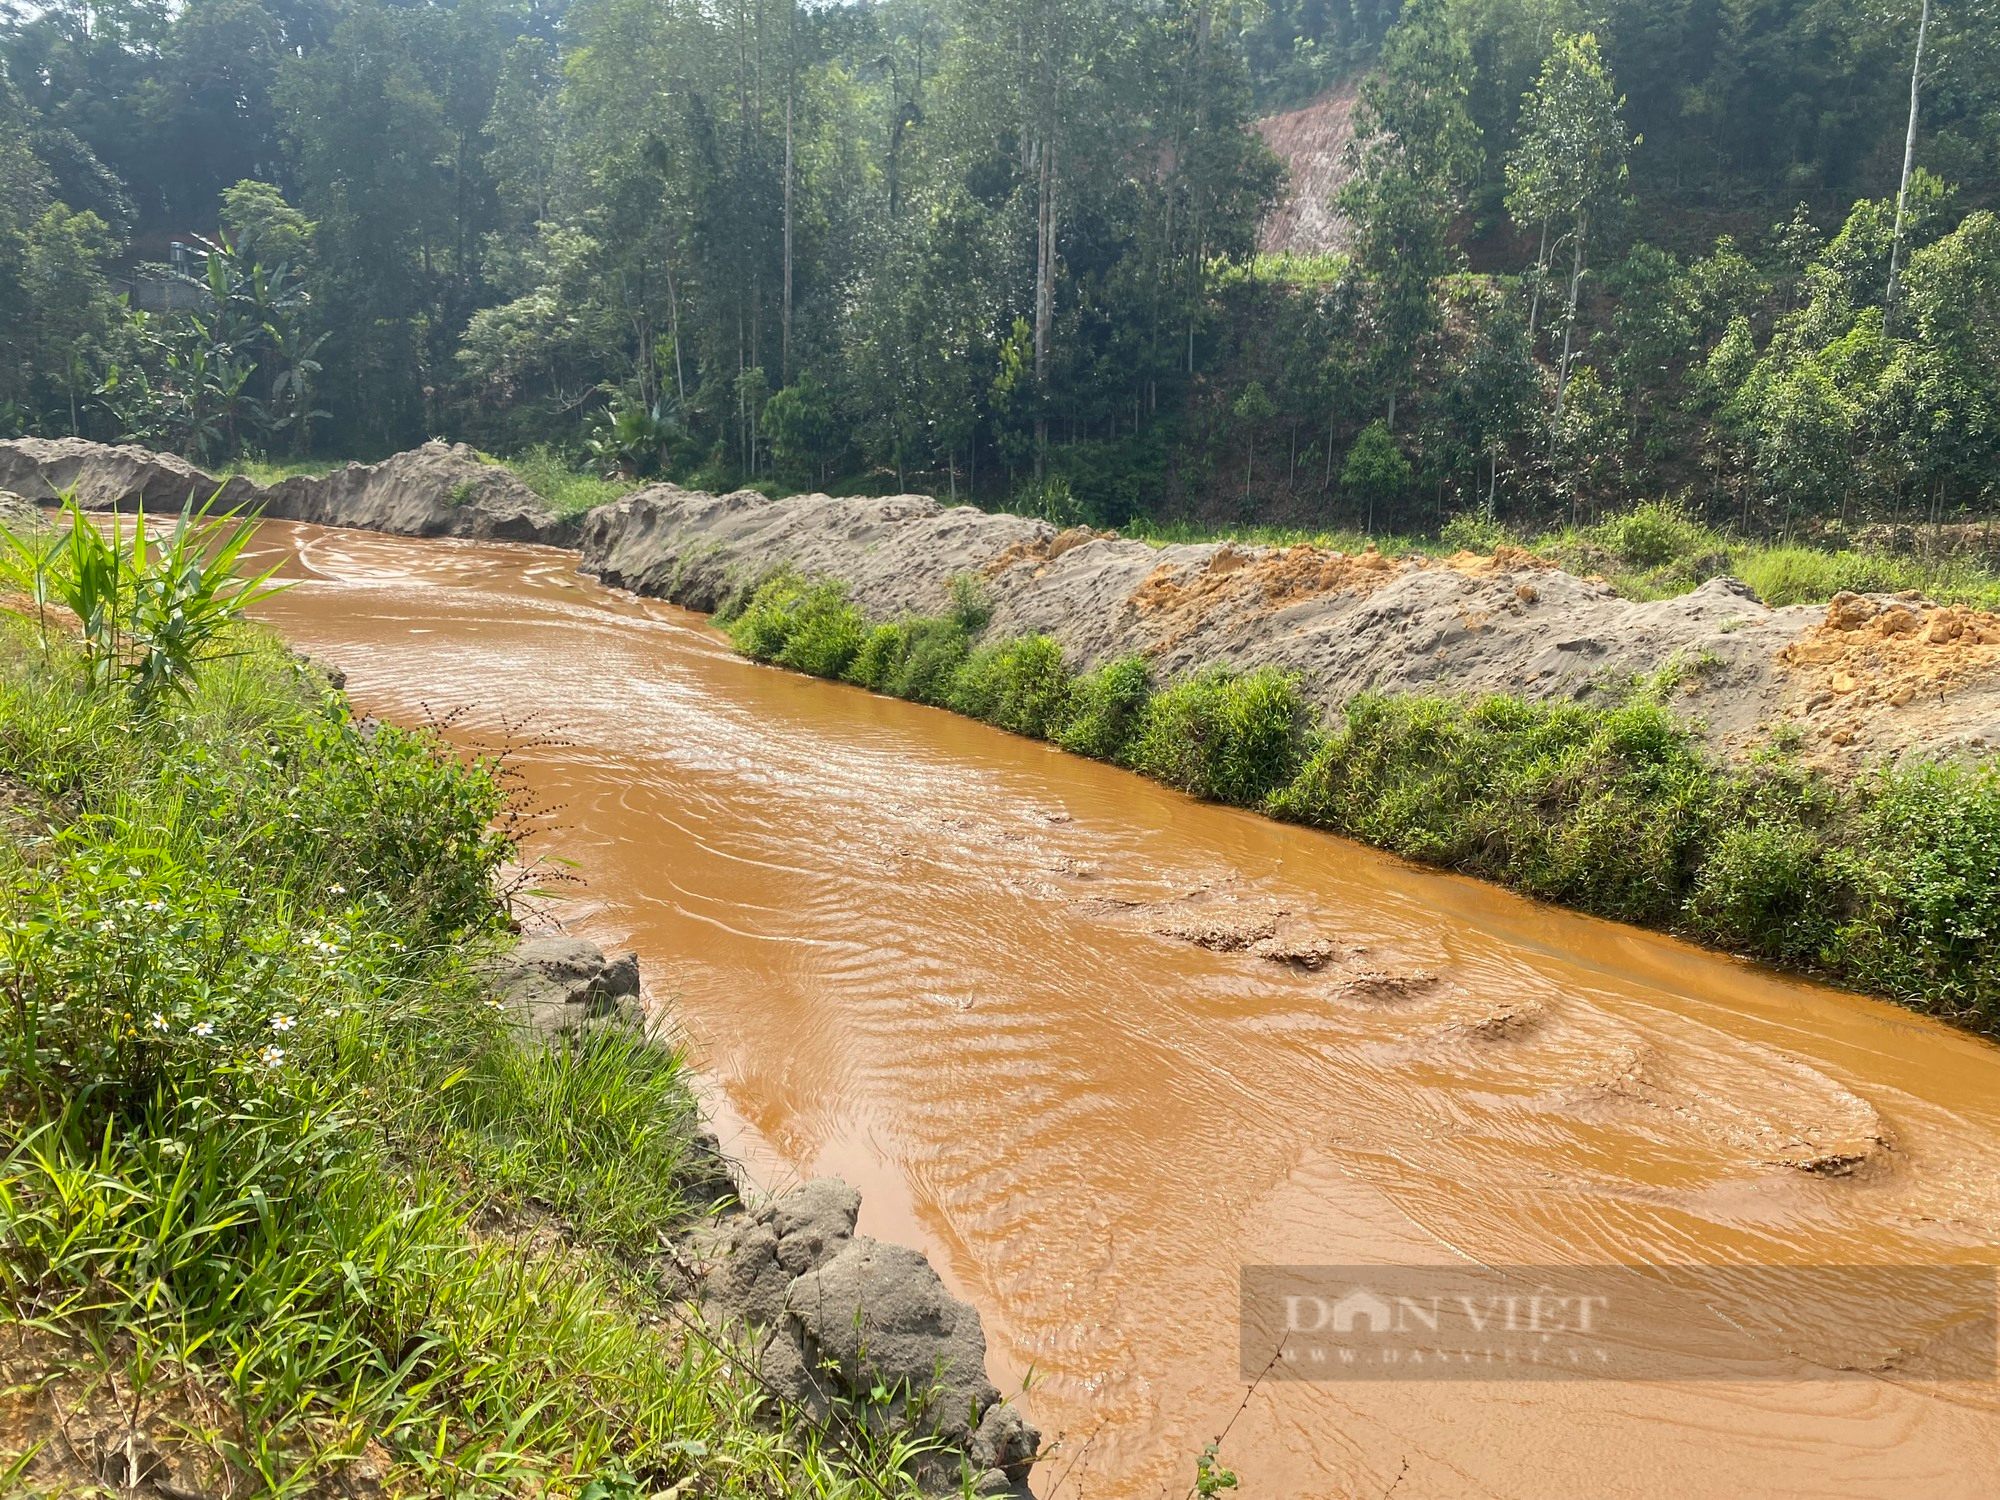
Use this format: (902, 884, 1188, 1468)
(246, 521, 2000, 1500)
(6, 438, 2000, 770)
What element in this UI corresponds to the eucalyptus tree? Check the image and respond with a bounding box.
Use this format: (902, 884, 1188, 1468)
(1504, 30, 1630, 443)
(1336, 0, 1481, 430)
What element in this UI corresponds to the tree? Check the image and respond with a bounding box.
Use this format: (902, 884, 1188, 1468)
(1341, 419, 1410, 533)
(1336, 0, 1481, 430)
(1505, 31, 1632, 443)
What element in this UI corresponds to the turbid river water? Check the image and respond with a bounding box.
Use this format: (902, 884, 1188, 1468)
(245, 521, 2000, 1500)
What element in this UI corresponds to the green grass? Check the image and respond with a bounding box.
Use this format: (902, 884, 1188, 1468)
(1443, 500, 2000, 610)
(219, 455, 349, 483)
(506, 444, 640, 517)
(723, 568, 2000, 1032)
(0, 625, 933, 1498)
(1120, 514, 1428, 556)
(1121, 501, 2000, 610)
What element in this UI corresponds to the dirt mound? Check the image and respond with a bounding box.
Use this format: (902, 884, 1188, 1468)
(1774, 591, 2000, 766)
(981, 524, 1107, 577)
(0, 437, 573, 546)
(573, 485, 2000, 768)
(1129, 543, 1405, 651)
(1564, 1040, 1888, 1176)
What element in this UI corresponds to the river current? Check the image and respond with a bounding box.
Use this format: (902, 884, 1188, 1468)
(247, 521, 2000, 1500)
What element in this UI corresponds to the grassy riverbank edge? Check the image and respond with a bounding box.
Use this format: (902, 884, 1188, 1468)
(0, 626, 932, 1497)
(721, 569, 2000, 1035)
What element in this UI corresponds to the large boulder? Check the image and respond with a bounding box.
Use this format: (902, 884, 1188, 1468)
(687, 1177, 1038, 1494)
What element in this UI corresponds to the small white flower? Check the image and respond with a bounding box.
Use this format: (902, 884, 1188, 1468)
(149, 1012, 169, 1031)
(97, 919, 116, 934)
(322, 1005, 342, 1018)
(269, 1014, 295, 1033)
(144, 900, 168, 913)
(483, 998, 503, 1011)
(259, 1045, 285, 1068)
(191, 1021, 214, 1038)
(329, 884, 346, 896)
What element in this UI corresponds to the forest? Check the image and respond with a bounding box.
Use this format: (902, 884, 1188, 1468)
(0, 0, 1995, 537)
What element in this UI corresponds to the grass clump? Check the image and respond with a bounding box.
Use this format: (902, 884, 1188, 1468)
(1272, 692, 1721, 923)
(1054, 654, 1152, 761)
(723, 568, 869, 678)
(1272, 686, 2000, 1024)
(0, 623, 928, 1497)
(509, 443, 639, 517)
(1127, 665, 1316, 806)
(947, 634, 1073, 738)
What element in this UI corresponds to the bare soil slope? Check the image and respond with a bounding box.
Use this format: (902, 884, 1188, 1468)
(578, 484, 2000, 770)
(1253, 84, 1358, 255)
(3, 438, 1995, 770)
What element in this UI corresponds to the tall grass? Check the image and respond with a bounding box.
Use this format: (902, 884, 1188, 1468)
(724, 569, 2000, 1030)
(509, 444, 640, 517)
(0, 625, 927, 1498)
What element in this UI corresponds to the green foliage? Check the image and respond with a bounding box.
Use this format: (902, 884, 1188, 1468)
(1341, 421, 1411, 523)
(0, 630, 928, 1496)
(948, 635, 1074, 739)
(0, 490, 286, 701)
(508, 443, 637, 516)
(1054, 654, 1153, 762)
(1127, 665, 1316, 806)
(1274, 692, 1721, 922)
(724, 571, 869, 681)
(1272, 688, 2000, 1023)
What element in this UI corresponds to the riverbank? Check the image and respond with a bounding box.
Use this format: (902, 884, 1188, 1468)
(0, 616, 1028, 1496)
(4, 437, 1998, 1026)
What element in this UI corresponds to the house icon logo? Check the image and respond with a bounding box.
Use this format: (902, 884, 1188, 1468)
(1330, 1287, 1394, 1333)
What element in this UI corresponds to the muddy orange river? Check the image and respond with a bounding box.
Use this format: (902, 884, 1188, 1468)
(246, 523, 2000, 1499)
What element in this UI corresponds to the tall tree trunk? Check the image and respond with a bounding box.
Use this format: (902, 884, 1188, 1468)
(1550, 210, 1588, 453)
(1527, 217, 1549, 337)
(1034, 140, 1055, 480)
(782, 0, 794, 382)
(1885, 0, 1931, 327)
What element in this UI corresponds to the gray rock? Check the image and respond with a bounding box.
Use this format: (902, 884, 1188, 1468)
(0, 488, 41, 531)
(787, 1236, 998, 1443)
(770, 1176, 860, 1274)
(690, 1177, 1038, 1488)
(487, 935, 644, 1038)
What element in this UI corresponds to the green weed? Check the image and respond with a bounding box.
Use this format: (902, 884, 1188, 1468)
(1127, 665, 1316, 806)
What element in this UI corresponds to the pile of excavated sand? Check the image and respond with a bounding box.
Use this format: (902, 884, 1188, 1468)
(580, 485, 2000, 769)
(2, 440, 1994, 770)
(0, 437, 573, 546)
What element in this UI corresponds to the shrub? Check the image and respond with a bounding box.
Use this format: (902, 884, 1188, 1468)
(1056, 654, 1153, 761)
(1127, 665, 1315, 806)
(725, 570, 867, 678)
(1596, 497, 1717, 570)
(948, 634, 1074, 738)
(1274, 692, 1722, 922)
(1830, 762, 2000, 1018)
